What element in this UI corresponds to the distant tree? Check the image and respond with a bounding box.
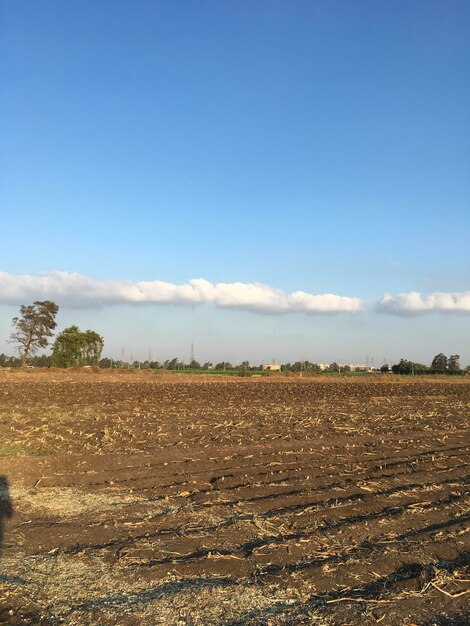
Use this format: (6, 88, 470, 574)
(447, 355, 461, 373)
(81, 330, 104, 365)
(202, 361, 213, 370)
(215, 362, 232, 370)
(329, 362, 339, 372)
(301, 360, 314, 372)
(392, 360, 404, 375)
(413, 361, 429, 375)
(431, 353, 447, 372)
(188, 359, 201, 369)
(10, 301, 59, 366)
(391, 359, 428, 375)
(51, 326, 104, 367)
(380, 364, 390, 373)
(0, 353, 21, 368)
(30, 354, 52, 367)
(51, 326, 83, 367)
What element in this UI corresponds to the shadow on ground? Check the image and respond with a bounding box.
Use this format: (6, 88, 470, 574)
(0, 476, 12, 561)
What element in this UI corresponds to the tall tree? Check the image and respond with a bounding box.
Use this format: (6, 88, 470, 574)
(448, 355, 460, 373)
(81, 330, 104, 365)
(51, 326, 83, 367)
(431, 353, 447, 372)
(51, 326, 104, 367)
(10, 301, 59, 366)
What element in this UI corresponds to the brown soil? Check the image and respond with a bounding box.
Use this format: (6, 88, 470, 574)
(0, 370, 468, 625)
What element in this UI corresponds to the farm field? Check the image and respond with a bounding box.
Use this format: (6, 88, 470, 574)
(0, 371, 469, 625)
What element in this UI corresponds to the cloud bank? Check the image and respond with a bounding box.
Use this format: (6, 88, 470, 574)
(1, 271, 468, 316)
(376, 291, 470, 315)
(0, 271, 363, 314)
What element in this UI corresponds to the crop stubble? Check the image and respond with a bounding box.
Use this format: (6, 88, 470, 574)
(0, 371, 468, 625)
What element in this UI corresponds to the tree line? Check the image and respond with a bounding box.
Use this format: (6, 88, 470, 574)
(387, 354, 464, 375)
(2, 300, 468, 374)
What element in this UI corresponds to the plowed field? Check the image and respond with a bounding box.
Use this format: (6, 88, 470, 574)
(0, 371, 469, 625)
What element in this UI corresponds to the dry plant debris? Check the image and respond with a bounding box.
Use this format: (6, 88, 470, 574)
(0, 370, 468, 625)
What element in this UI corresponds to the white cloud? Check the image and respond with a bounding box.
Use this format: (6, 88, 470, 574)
(0, 270, 363, 314)
(376, 291, 470, 315)
(211, 282, 289, 313)
(288, 290, 363, 313)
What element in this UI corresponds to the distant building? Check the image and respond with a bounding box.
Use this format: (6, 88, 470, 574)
(346, 364, 372, 372)
(261, 364, 281, 371)
(318, 363, 373, 372)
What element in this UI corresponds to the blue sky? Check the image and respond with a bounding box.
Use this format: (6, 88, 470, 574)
(1, 1, 469, 365)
